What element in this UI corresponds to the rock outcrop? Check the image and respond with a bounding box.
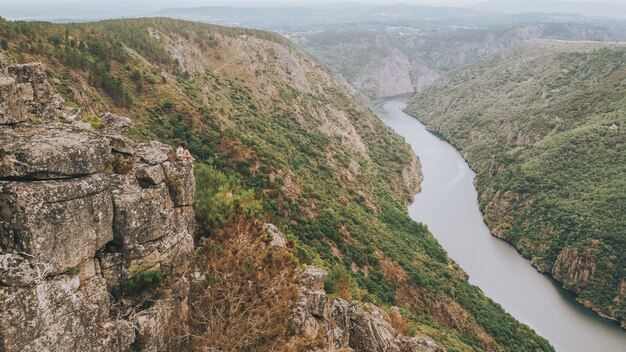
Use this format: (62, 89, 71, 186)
(0, 59, 196, 351)
(293, 267, 445, 352)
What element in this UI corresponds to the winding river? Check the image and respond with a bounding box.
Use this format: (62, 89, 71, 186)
(373, 97, 626, 352)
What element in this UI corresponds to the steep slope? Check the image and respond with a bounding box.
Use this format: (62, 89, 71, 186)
(294, 23, 626, 99)
(0, 18, 552, 351)
(407, 40, 626, 328)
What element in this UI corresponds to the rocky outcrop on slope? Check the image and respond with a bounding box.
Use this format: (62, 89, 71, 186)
(0, 59, 196, 351)
(293, 267, 445, 352)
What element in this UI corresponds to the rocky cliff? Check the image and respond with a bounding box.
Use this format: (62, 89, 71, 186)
(0, 59, 196, 351)
(0, 18, 555, 351)
(294, 267, 444, 352)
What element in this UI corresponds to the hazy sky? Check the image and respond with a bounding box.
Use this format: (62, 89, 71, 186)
(2, 0, 626, 21)
(2, 0, 625, 7)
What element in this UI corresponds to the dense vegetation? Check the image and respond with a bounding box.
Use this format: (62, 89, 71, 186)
(407, 40, 626, 325)
(294, 23, 626, 98)
(0, 18, 553, 351)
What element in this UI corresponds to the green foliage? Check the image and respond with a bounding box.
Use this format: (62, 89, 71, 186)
(194, 163, 262, 231)
(81, 113, 103, 129)
(111, 155, 134, 175)
(407, 42, 626, 322)
(67, 267, 80, 277)
(0, 17, 553, 352)
(125, 270, 164, 297)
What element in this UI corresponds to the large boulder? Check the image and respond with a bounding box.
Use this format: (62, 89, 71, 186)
(348, 302, 400, 352)
(265, 223, 287, 248)
(137, 141, 171, 165)
(7, 62, 64, 119)
(398, 336, 446, 352)
(0, 269, 135, 352)
(0, 72, 28, 125)
(161, 160, 195, 207)
(0, 175, 114, 275)
(100, 112, 133, 134)
(300, 266, 328, 291)
(0, 126, 112, 179)
(112, 183, 177, 246)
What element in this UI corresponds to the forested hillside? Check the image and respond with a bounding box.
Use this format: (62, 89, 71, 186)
(407, 40, 626, 328)
(294, 23, 626, 99)
(0, 18, 553, 351)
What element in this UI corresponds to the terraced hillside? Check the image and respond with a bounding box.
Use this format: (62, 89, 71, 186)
(407, 40, 626, 328)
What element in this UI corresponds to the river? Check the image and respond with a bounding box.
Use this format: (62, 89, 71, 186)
(373, 97, 626, 352)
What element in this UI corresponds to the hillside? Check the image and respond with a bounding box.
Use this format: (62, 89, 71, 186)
(294, 23, 626, 99)
(407, 40, 626, 328)
(0, 18, 553, 351)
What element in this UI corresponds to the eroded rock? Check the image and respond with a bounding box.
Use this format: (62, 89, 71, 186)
(162, 160, 195, 206)
(137, 141, 171, 165)
(348, 302, 400, 352)
(0, 175, 114, 275)
(101, 112, 133, 134)
(0, 126, 112, 179)
(265, 223, 287, 248)
(292, 267, 445, 352)
(0, 59, 197, 352)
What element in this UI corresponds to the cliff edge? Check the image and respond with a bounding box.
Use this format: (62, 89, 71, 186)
(0, 58, 196, 351)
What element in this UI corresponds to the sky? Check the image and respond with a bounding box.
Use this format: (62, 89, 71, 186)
(2, 0, 626, 21)
(1, 0, 625, 7)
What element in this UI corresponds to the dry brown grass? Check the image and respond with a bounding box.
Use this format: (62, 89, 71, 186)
(186, 216, 300, 351)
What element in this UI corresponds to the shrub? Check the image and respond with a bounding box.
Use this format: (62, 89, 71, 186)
(125, 269, 164, 297)
(111, 155, 134, 174)
(81, 114, 104, 129)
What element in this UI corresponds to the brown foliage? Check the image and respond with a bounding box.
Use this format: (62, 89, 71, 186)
(186, 216, 300, 351)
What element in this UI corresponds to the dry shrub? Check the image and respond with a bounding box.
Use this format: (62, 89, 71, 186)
(187, 216, 300, 351)
(389, 308, 411, 336)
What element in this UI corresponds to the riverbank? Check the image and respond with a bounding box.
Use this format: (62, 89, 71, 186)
(373, 97, 626, 352)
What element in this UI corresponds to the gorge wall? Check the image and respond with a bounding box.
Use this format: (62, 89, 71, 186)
(0, 57, 444, 352)
(0, 59, 196, 351)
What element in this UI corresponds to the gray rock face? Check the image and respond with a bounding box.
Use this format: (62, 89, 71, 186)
(300, 266, 328, 291)
(112, 183, 176, 246)
(348, 302, 400, 352)
(264, 223, 287, 248)
(137, 141, 172, 165)
(0, 270, 135, 352)
(0, 253, 37, 287)
(136, 164, 166, 185)
(0, 175, 114, 275)
(100, 112, 133, 134)
(0, 72, 28, 125)
(293, 267, 445, 352)
(0, 126, 112, 179)
(399, 336, 446, 352)
(7, 62, 64, 119)
(0, 60, 197, 352)
(162, 160, 195, 206)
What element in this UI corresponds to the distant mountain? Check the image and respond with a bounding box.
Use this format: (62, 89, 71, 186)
(295, 23, 626, 99)
(153, 4, 490, 30)
(470, 0, 626, 19)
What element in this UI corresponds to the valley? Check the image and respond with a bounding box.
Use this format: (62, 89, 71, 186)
(376, 96, 626, 352)
(407, 39, 626, 331)
(1, 1, 625, 351)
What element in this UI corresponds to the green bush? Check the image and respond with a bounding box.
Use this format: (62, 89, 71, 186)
(81, 114, 104, 129)
(125, 269, 164, 297)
